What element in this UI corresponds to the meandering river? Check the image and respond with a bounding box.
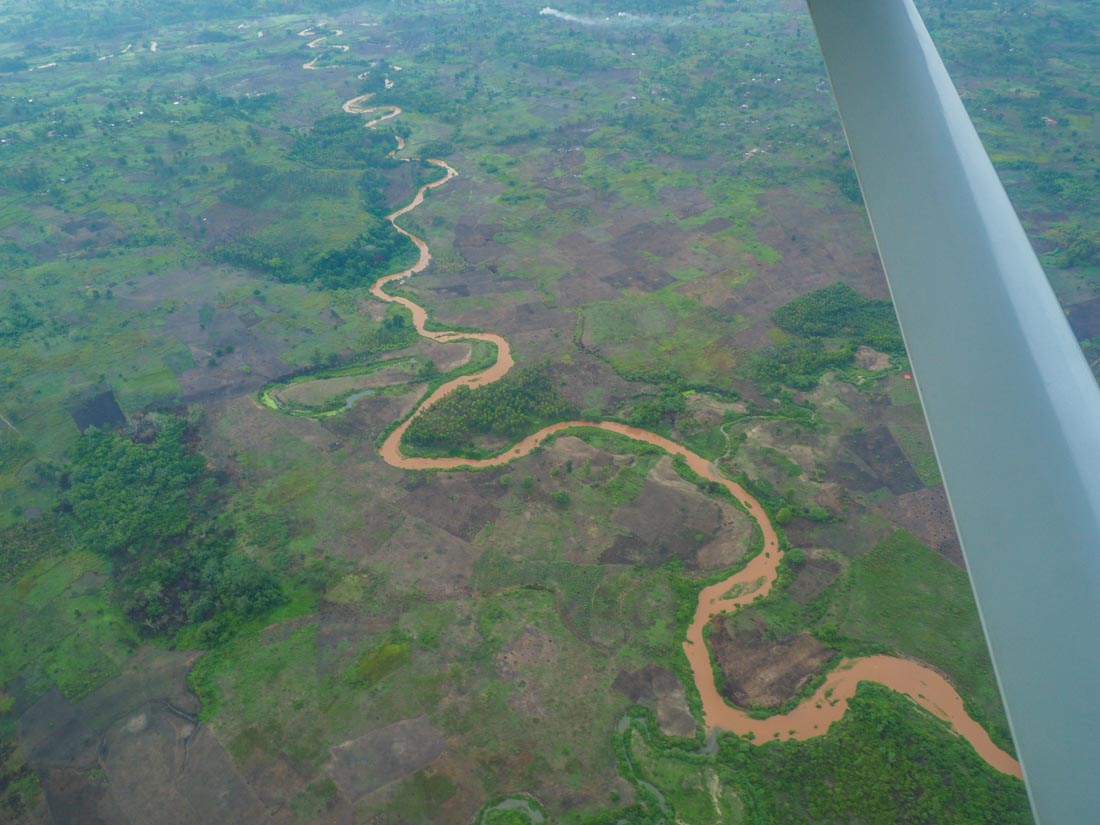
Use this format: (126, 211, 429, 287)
(286, 89, 1022, 778)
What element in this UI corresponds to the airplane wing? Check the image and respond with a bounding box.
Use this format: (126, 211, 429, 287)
(805, 2, 1100, 822)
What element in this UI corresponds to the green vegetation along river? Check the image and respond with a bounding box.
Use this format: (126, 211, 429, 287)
(271, 89, 1021, 779)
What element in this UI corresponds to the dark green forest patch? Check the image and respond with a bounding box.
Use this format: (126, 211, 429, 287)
(728, 684, 1030, 824)
(63, 417, 282, 640)
(291, 113, 402, 170)
(750, 282, 905, 391)
(402, 364, 577, 456)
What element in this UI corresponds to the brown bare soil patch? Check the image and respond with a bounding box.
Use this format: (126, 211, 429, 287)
(873, 486, 965, 567)
(604, 457, 751, 571)
(204, 395, 333, 465)
(463, 303, 578, 369)
(498, 625, 558, 674)
(602, 265, 675, 293)
(162, 299, 291, 403)
(694, 501, 755, 573)
(421, 268, 531, 306)
(398, 473, 503, 542)
(453, 220, 504, 266)
(554, 352, 647, 413)
(36, 766, 131, 825)
(328, 716, 445, 803)
(543, 434, 620, 471)
(19, 690, 96, 771)
(196, 201, 274, 246)
(375, 515, 478, 600)
(612, 665, 696, 738)
(18, 650, 267, 825)
(612, 221, 685, 261)
(19, 206, 125, 259)
(718, 188, 886, 349)
(498, 626, 556, 718)
(552, 204, 664, 301)
(239, 308, 263, 327)
(854, 345, 891, 371)
(19, 650, 200, 766)
(54, 216, 127, 256)
(783, 502, 896, 562)
(842, 426, 924, 495)
(101, 711, 269, 825)
(331, 383, 427, 442)
(707, 619, 836, 709)
(425, 339, 475, 373)
(505, 300, 575, 337)
(786, 553, 842, 604)
(828, 456, 886, 494)
(1066, 295, 1100, 340)
(236, 749, 313, 814)
(80, 649, 201, 726)
(657, 186, 713, 220)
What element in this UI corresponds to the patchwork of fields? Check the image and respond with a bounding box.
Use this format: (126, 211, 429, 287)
(3, 0, 1097, 822)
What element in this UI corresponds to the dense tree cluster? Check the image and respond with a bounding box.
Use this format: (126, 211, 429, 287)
(723, 684, 1031, 823)
(831, 161, 863, 204)
(221, 153, 348, 210)
(211, 237, 294, 281)
(357, 168, 390, 215)
(372, 309, 418, 350)
(120, 534, 281, 640)
(63, 418, 281, 636)
(750, 339, 855, 392)
(291, 114, 401, 169)
(310, 225, 417, 290)
(66, 418, 204, 556)
(404, 365, 577, 451)
(0, 165, 47, 193)
(1050, 222, 1100, 268)
(213, 217, 414, 290)
(0, 293, 43, 344)
(751, 282, 904, 391)
(626, 389, 686, 428)
(771, 282, 905, 355)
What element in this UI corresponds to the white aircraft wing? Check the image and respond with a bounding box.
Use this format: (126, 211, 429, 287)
(806, 2, 1100, 822)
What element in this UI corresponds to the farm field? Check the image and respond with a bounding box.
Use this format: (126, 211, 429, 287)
(2, 0, 1097, 822)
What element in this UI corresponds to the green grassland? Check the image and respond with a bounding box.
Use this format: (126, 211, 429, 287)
(0, 546, 137, 699)
(2, 0, 1094, 821)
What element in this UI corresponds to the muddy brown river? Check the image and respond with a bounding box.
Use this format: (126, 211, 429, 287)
(314, 95, 1023, 778)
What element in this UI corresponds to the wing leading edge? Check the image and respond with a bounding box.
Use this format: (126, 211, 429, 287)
(805, 2, 1100, 822)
